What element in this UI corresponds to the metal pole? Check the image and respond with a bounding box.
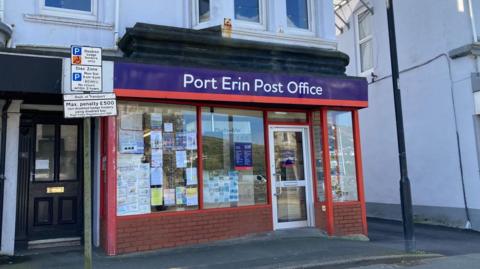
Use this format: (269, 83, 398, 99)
(386, 0, 416, 252)
(84, 118, 92, 269)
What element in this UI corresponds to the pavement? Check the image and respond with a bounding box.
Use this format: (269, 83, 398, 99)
(1, 218, 480, 269)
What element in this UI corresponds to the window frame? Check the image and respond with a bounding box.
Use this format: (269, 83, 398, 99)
(39, 0, 98, 21)
(201, 106, 268, 209)
(192, 0, 211, 28)
(284, 0, 315, 36)
(355, 8, 374, 76)
(326, 109, 359, 202)
(233, 0, 268, 31)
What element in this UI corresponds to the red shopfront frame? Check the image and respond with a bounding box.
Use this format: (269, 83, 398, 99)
(99, 98, 367, 255)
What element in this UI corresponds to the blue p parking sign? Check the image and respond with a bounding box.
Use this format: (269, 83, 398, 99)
(72, 73, 82, 81)
(72, 46, 82, 56)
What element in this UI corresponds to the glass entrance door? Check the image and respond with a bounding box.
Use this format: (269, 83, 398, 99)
(269, 126, 313, 229)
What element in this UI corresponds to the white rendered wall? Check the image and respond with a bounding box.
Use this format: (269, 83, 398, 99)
(337, 0, 480, 228)
(3, 0, 336, 49)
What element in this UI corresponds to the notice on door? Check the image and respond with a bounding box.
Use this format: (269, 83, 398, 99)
(64, 93, 117, 118)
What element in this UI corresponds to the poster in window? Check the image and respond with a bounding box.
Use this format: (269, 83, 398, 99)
(117, 163, 151, 216)
(176, 186, 186, 205)
(119, 130, 144, 154)
(186, 167, 197, 185)
(175, 150, 187, 168)
(229, 173, 239, 202)
(186, 132, 197, 150)
(150, 131, 162, 149)
(150, 113, 163, 130)
(151, 187, 163, 206)
(186, 188, 198, 206)
(163, 133, 175, 150)
(120, 113, 143, 131)
(234, 142, 253, 169)
(151, 149, 163, 168)
(150, 167, 163, 186)
(164, 122, 174, 132)
(164, 188, 176, 205)
(175, 132, 187, 150)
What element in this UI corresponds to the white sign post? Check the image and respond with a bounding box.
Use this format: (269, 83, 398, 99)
(65, 46, 116, 269)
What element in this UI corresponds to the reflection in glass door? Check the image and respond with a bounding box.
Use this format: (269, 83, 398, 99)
(269, 126, 313, 229)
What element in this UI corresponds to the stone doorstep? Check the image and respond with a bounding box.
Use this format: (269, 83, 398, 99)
(27, 237, 81, 249)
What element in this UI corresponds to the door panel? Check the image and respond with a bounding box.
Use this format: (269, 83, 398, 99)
(17, 113, 83, 242)
(270, 126, 313, 229)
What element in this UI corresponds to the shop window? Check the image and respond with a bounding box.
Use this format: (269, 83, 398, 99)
(356, 9, 373, 74)
(327, 111, 358, 202)
(40, 0, 96, 20)
(235, 0, 260, 23)
(116, 101, 198, 215)
(267, 111, 307, 123)
(202, 107, 267, 208)
(286, 0, 309, 30)
(198, 0, 210, 23)
(312, 112, 325, 202)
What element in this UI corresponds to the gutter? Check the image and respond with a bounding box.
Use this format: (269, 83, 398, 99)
(0, 99, 12, 245)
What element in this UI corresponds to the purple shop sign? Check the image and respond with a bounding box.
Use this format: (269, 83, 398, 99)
(114, 62, 368, 106)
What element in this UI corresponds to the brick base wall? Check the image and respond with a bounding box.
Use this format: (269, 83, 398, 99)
(314, 203, 327, 230)
(100, 218, 107, 250)
(333, 203, 364, 235)
(116, 206, 273, 254)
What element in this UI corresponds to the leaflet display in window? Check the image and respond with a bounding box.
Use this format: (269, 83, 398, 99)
(116, 101, 199, 215)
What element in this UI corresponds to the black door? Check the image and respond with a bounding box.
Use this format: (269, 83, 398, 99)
(16, 113, 83, 242)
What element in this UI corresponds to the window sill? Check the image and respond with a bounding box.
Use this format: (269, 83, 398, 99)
(224, 27, 337, 50)
(23, 14, 113, 30)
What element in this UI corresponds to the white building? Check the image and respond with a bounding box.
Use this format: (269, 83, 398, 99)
(0, 0, 337, 51)
(336, 0, 480, 229)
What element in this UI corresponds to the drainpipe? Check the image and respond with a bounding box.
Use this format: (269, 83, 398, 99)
(0, 99, 12, 245)
(0, 0, 4, 21)
(467, 0, 478, 43)
(113, 0, 120, 49)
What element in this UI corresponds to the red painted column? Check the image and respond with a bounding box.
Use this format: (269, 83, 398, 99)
(353, 110, 368, 235)
(307, 112, 319, 203)
(105, 116, 117, 255)
(197, 106, 204, 210)
(264, 111, 272, 207)
(321, 109, 335, 235)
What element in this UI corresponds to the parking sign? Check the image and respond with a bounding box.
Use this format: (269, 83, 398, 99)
(70, 46, 102, 92)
